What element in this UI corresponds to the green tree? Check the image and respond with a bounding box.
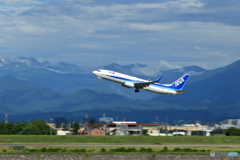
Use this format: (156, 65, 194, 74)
(32, 120, 51, 135)
(0, 122, 17, 135)
(225, 127, 240, 136)
(10, 122, 29, 134)
(72, 122, 80, 135)
(0, 122, 9, 135)
(6, 122, 15, 134)
(19, 124, 40, 135)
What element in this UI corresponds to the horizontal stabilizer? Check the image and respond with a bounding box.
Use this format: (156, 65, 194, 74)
(176, 90, 189, 93)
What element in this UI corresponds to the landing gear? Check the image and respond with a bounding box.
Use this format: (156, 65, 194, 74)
(135, 88, 140, 93)
(97, 77, 102, 82)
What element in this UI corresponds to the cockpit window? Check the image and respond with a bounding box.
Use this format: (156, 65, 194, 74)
(97, 70, 101, 72)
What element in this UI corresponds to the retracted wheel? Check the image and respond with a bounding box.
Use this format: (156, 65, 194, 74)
(135, 88, 140, 93)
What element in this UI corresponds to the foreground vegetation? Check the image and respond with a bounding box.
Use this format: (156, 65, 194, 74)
(0, 121, 57, 135)
(0, 146, 239, 155)
(1, 135, 240, 144)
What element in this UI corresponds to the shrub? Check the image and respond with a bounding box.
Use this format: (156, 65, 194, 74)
(100, 148, 107, 152)
(173, 147, 181, 152)
(160, 147, 168, 152)
(126, 148, 137, 152)
(70, 148, 87, 153)
(199, 149, 206, 152)
(114, 147, 126, 152)
(88, 149, 95, 153)
(27, 149, 37, 152)
(182, 148, 192, 152)
(139, 147, 153, 153)
(40, 148, 47, 152)
(108, 147, 138, 153)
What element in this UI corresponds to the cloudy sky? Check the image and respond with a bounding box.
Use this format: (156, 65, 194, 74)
(0, 0, 240, 71)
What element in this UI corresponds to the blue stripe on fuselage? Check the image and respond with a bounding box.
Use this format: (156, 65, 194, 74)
(106, 75, 176, 90)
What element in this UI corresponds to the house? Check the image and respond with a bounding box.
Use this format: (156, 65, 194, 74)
(79, 130, 88, 135)
(168, 129, 187, 136)
(191, 130, 207, 136)
(210, 129, 225, 136)
(90, 128, 105, 135)
(57, 129, 72, 135)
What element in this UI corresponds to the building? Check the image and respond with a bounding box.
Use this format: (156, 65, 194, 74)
(99, 113, 114, 124)
(85, 122, 164, 136)
(168, 129, 187, 136)
(79, 130, 88, 135)
(46, 123, 56, 129)
(90, 128, 105, 136)
(222, 119, 240, 126)
(210, 129, 225, 136)
(57, 129, 72, 135)
(191, 131, 207, 136)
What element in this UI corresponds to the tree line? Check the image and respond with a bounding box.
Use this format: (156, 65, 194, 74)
(0, 120, 57, 135)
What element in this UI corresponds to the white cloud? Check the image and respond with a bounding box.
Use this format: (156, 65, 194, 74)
(128, 23, 175, 31)
(131, 65, 162, 77)
(0, 0, 40, 5)
(130, 60, 182, 77)
(157, 60, 181, 70)
(0, 0, 239, 70)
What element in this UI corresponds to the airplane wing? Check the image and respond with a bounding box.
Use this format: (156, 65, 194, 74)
(134, 81, 157, 89)
(134, 76, 162, 89)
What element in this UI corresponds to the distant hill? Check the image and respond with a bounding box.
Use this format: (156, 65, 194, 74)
(0, 55, 83, 74)
(0, 55, 206, 100)
(153, 60, 240, 115)
(8, 108, 237, 123)
(0, 75, 34, 92)
(0, 56, 240, 122)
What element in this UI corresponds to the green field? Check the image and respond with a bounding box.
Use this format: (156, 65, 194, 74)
(0, 135, 240, 144)
(0, 136, 240, 154)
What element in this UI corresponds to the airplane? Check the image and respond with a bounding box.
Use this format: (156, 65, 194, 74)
(92, 69, 190, 95)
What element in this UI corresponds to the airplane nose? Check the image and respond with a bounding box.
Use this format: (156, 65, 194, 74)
(92, 71, 97, 75)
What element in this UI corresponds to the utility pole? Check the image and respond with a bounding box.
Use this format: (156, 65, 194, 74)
(4, 112, 8, 123)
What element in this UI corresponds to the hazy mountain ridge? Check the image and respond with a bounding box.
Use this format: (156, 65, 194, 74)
(0, 55, 83, 74)
(0, 55, 240, 122)
(0, 76, 149, 113)
(0, 55, 207, 100)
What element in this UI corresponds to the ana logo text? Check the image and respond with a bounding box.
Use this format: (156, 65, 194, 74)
(175, 78, 185, 87)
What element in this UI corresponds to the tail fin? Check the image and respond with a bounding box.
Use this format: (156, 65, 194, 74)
(167, 74, 190, 90)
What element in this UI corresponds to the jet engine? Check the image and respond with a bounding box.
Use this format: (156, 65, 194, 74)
(121, 81, 135, 88)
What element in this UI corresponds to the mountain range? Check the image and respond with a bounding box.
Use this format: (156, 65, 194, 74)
(0, 55, 239, 123)
(0, 55, 206, 100)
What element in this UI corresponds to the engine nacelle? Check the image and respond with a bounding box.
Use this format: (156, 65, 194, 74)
(121, 81, 135, 88)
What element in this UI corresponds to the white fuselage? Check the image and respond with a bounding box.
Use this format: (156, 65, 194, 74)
(92, 69, 178, 95)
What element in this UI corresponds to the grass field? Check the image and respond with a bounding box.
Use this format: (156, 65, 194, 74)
(0, 135, 240, 144)
(0, 135, 240, 154)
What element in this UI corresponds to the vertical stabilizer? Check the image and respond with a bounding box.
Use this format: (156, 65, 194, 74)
(167, 74, 190, 90)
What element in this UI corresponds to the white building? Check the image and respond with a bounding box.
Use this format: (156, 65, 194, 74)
(57, 129, 72, 135)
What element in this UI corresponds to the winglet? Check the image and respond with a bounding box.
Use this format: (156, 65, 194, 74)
(155, 76, 162, 83)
